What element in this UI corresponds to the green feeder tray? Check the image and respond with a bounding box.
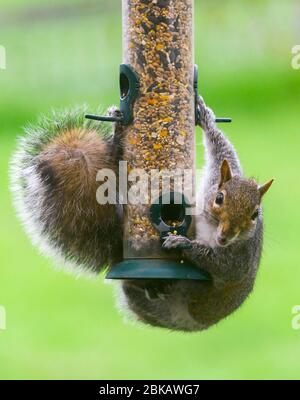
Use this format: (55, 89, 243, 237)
(106, 259, 210, 281)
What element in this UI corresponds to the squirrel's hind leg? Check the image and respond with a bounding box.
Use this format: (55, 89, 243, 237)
(197, 96, 242, 185)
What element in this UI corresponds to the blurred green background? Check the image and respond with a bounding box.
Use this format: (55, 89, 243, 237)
(0, 0, 299, 380)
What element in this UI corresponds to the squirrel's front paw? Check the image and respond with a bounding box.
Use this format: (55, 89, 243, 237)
(162, 234, 193, 250)
(197, 96, 216, 131)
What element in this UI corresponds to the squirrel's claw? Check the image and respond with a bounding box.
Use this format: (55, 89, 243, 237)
(107, 106, 122, 120)
(162, 234, 193, 250)
(145, 289, 169, 302)
(195, 246, 211, 257)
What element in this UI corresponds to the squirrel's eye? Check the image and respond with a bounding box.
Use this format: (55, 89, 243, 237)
(251, 210, 259, 221)
(215, 192, 224, 205)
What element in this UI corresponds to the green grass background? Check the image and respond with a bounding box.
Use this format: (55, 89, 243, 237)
(0, 0, 300, 380)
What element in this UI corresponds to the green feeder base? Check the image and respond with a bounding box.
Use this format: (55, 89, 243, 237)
(106, 259, 210, 280)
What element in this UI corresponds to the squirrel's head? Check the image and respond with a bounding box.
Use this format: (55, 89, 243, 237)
(208, 160, 274, 247)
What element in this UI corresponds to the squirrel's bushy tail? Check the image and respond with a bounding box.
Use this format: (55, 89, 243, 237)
(10, 106, 123, 276)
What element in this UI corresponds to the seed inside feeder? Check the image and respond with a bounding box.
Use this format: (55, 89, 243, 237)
(122, 0, 195, 258)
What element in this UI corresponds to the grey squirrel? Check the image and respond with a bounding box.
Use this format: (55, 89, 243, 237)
(10, 98, 273, 331)
(120, 97, 273, 331)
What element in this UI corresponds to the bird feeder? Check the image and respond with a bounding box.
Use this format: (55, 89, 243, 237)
(86, 0, 230, 280)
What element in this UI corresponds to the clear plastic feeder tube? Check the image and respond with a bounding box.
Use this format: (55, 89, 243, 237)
(122, 0, 196, 260)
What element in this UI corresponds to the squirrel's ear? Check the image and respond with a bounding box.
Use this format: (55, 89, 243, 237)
(259, 179, 274, 198)
(219, 159, 232, 188)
